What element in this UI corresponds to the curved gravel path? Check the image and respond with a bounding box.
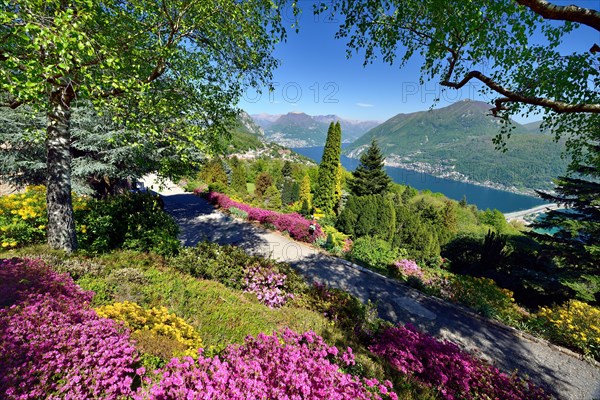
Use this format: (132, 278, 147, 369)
(144, 177, 600, 400)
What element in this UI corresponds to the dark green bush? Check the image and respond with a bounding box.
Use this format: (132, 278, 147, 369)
(79, 193, 180, 256)
(350, 236, 399, 272)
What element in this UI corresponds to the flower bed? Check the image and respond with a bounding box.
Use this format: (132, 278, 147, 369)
(135, 329, 397, 400)
(535, 300, 600, 360)
(206, 191, 323, 243)
(370, 324, 550, 400)
(0, 258, 138, 399)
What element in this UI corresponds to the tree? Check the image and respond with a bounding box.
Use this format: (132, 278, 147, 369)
(230, 157, 248, 195)
(0, 103, 201, 196)
(314, 122, 342, 214)
(262, 185, 282, 210)
(299, 174, 313, 213)
(533, 154, 600, 273)
(201, 159, 228, 186)
(349, 139, 391, 196)
(319, 1, 599, 161)
(281, 179, 299, 205)
(255, 172, 273, 199)
(281, 160, 293, 178)
(1, 0, 292, 251)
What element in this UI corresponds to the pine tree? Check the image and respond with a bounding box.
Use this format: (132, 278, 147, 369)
(314, 122, 341, 215)
(349, 139, 391, 196)
(533, 157, 600, 274)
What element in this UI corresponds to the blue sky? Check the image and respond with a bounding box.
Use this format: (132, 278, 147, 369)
(239, 1, 600, 123)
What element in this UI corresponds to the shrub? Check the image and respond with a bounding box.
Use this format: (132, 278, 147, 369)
(394, 259, 423, 280)
(79, 192, 180, 255)
(0, 186, 88, 249)
(171, 242, 252, 290)
(443, 275, 524, 323)
(0, 258, 137, 399)
(244, 262, 293, 308)
(351, 236, 399, 272)
(135, 329, 398, 400)
(172, 242, 298, 308)
(370, 324, 550, 400)
(228, 206, 248, 219)
(534, 300, 600, 360)
(206, 191, 324, 243)
(95, 301, 203, 359)
(0, 257, 86, 308)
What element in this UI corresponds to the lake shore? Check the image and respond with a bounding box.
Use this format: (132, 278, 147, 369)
(504, 203, 560, 225)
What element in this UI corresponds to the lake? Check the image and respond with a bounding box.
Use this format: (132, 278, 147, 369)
(292, 146, 548, 213)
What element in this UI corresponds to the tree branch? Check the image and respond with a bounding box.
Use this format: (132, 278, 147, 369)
(516, 0, 600, 31)
(441, 70, 600, 115)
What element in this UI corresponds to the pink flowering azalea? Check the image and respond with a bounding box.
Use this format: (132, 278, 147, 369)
(0, 258, 138, 399)
(136, 329, 397, 400)
(206, 192, 324, 243)
(370, 324, 550, 400)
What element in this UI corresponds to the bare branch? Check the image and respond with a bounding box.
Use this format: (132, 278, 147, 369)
(441, 70, 600, 114)
(516, 0, 600, 31)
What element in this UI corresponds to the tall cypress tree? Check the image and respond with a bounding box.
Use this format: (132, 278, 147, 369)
(350, 139, 391, 196)
(314, 122, 341, 215)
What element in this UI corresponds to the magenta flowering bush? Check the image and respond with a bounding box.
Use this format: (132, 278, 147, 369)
(393, 259, 423, 279)
(244, 262, 293, 308)
(369, 324, 550, 400)
(206, 192, 324, 243)
(0, 258, 138, 399)
(0, 257, 86, 308)
(135, 329, 397, 400)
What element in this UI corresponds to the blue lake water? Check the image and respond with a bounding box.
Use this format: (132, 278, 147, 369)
(292, 146, 548, 213)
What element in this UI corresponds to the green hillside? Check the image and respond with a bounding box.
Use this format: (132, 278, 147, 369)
(346, 100, 568, 192)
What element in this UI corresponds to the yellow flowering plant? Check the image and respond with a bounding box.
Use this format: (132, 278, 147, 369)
(535, 300, 600, 360)
(0, 186, 88, 250)
(95, 301, 203, 359)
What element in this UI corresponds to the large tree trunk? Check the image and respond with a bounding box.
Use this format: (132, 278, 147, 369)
(46, 89, 77, 252)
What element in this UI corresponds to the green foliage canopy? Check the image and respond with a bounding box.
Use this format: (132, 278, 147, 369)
(1, 0, 293, 251)
(319, 0, 600, 162)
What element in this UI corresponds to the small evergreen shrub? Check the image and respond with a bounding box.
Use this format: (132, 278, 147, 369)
(350, 236, 399, 272)
(228, 206, 248, 219)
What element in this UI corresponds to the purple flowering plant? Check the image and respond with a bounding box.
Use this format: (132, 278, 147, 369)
(369, 324, 550, 400)
(135, 329, 398, 400)
(206, 192, 324, 243)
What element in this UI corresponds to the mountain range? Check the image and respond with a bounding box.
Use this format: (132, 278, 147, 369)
(251, 112, 380, 147)
(345, 100, 568, 192)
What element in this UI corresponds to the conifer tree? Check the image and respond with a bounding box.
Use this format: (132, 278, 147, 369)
(299, 174, 313, 212)
(314, 122, 341, 215)
(533, 152, 600, 274)
(263, 185, 282, 210)
(350, 139, 391, 196)
(255, 172, 273, 199)
(230, 157, 248, 195)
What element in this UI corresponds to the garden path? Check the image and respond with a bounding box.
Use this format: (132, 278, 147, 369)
(143, 176, 600, 400)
